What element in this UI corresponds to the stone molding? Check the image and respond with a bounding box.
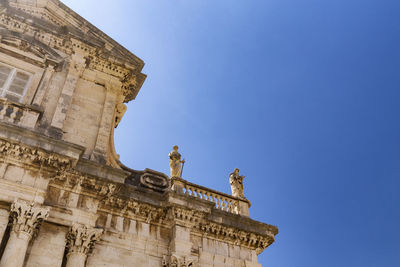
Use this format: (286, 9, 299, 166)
(52, 169, 117, 198)
(66, 224, 103, 255)
(0, 6, 145, 102)
(101, 196, 167, 224)
(9, 200, 49, 238)
(0, 138, 72, 170)
(194, 222, 275, 254)
(170, 207, 204, 226)
(52, 168, 276, 254)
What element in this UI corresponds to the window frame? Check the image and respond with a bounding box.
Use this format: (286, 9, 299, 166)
(0, 62, 33, 102)
(0, 51, 44, 105)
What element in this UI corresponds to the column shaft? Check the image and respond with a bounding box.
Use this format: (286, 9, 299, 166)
(66, 252, 86, 267)
(0, 231, 30, 267)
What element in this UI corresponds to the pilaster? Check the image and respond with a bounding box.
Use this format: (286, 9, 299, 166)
(49, 54, 85, 138)
(91, 83, 117, 163)
(32, 64, 55, 107)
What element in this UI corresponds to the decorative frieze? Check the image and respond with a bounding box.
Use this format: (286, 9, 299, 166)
(0, 139, 72, 170)
(52, 169, 118, 199)
(195, 222, 275, 254)
(171, 207, 203, 225)
(102, 196, 167, 224)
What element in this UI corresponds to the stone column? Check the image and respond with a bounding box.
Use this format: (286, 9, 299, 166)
(0, 201, 49, 267)
(65, 224, 103, 267)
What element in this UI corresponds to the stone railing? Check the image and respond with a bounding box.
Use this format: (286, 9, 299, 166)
(171, 177, 250, 216)
(0, 98, 42, 129)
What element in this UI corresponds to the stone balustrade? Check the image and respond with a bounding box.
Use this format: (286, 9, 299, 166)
(171, 177, 250, 216)
(0, 98, 42, 129)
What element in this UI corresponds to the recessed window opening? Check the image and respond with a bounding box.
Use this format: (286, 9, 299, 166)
(0, 62, 32, 103)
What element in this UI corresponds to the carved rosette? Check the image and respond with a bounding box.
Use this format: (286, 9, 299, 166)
(9, 200, 49, 238)
(66, 224, 103, 256)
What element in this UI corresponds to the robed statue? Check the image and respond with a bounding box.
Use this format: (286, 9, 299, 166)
(229, 168, 245, 199)
(169, 145, 185, 178)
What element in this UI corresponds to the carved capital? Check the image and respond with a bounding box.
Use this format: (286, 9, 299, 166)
(162, 254, 196, 267)
(66, 224, 103, 256)
(9, 200, 49, 238)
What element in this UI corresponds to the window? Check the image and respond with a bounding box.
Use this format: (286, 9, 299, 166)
(0, 63, 32, 103)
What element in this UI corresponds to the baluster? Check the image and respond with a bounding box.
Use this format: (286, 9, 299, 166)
(184, 185, 189, 196)
(222, 198, 227, 211)
(227, 200, 232, 212)
(0, 103, 8, 120)
(189, 186, 194, 197)
(9, 105, 18, 122)
(216, 196, 221, 209)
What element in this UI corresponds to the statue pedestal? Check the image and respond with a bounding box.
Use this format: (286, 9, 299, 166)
(238, 199, 251, 217)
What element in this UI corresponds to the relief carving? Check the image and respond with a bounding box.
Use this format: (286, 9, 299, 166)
(0, 139, 72, 170)
(162, 254, 196, 267)
(139, 168, 169, 192)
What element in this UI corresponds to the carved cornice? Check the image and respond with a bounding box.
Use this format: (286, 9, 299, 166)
(9, 200, 49, 238)
(194, 221, 275, 255)
(100, 195, 167, 224)
(66, 224, 103, 255)
(52, 169, 117, 199)
(0, 138, 73, 170)
(0, 8, 145, 102)
(170, 206, 204, 226)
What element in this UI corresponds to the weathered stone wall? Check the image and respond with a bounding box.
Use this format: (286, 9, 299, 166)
(0, 1, 277, 267)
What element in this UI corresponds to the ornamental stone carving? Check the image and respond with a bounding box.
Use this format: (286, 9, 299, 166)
(139, 168, 170, 192)
(162, 254, 195, 267)
(66, 224, 103, 256)
(9, 200, 49, 238)
(0, 139, 72, 169)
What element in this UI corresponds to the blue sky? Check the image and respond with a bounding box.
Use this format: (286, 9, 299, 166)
(63, 1, 400, 266)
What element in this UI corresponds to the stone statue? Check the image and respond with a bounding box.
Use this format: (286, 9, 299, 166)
(229, 168, 245, 199)
(169, 145, 185, 178)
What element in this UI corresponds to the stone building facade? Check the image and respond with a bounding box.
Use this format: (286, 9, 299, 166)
(0, 0, 278, 266)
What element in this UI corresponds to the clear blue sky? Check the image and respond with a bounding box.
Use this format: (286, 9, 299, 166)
(63, 1, 400, 266)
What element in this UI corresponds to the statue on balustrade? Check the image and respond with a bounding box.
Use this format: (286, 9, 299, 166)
(230, 168, 245, 199)
(169, 145, 185, 178)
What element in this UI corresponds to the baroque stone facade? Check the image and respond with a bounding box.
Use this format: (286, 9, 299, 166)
(0, 0, 278, 266)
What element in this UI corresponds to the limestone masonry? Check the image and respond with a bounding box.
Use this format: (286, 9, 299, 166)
(0, 0, 278, 266)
